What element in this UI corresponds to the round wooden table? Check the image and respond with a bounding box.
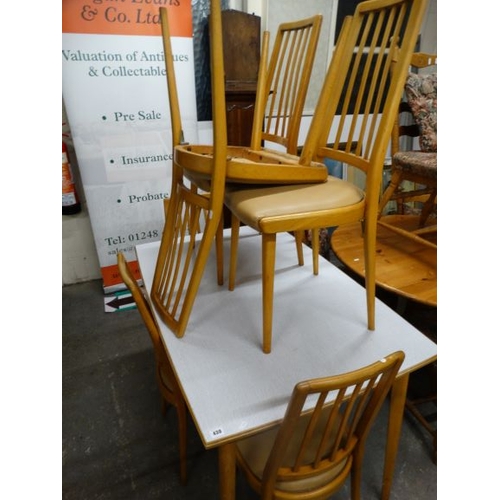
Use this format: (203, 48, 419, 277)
(331, 215, 436, 307)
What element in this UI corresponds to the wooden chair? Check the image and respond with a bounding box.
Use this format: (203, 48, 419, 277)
(171, 14, 327, 190)
(224, 0, 430, 353)
(153, 3, 326, 336)
(228, 351, 405, 499)
(250, 15, 323, 156)
(227, 14, 323, 290)
(378, 52, 437, 248)
(193, 14, 326, 189)
(150, 3, 228, 337)
(117, 252, 188, 485)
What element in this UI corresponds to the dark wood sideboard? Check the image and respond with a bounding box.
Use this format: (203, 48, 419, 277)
(221, 10, 261, 147)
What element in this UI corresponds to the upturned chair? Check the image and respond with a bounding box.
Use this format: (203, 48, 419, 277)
(185, 14, 327, 189)
(117, 252, 188, 484)
(228, 351, 405, 499)
(378, 52, 437, 248)
(153, 4, 327, 338)
(150, 3, 228, 337)
(224, 0, 430, 353)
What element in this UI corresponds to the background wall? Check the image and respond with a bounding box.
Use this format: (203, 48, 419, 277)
(62, 101, 102, 285)
(62, 0, 437, 286)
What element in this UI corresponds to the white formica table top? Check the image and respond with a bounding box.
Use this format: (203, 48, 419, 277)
(136, 227, 437, 449)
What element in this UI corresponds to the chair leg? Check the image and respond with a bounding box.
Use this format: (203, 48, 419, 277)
(157, 368, 168, 415)
(378, 170, 403, 217)
(219, 443, 237, 500)
(382, 374, 409, 500)
(311, 228, 319, 275)
(363, 217, 376, 331)
(418, 189, 436, 227)
(176, 401, 188, 485)
(262, 233, 277, 354)
(293, 231, 305, 266)
(215, 216, 224, 286)
(228, 214, 241, 291)
(350, 446, 365, 500)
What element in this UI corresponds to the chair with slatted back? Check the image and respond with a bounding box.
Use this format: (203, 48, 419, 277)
(150, 3, 228, 338)
(117, 252, 188, 485)
(153, 4, 326, 336)
(172, 14, 326, 194)
(226, 351, 405, 499)
(227, 14, 323, 290)
(224, 0, 430, 353)
(378, 52, 437, 247)
(212, 14, 326, 186)
(249, 15, 323, 156)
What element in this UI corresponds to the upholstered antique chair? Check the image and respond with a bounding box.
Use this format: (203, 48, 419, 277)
(224, 0, 430, 353)
(117, 252, 188, 484)
(378, 52, 437, 247)
(227, 351, 405, 499)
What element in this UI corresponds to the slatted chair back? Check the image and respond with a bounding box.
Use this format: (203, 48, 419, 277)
(250, 15, 323, 155)
(234, 351, 405, 499)
(296, 0, 430, 330)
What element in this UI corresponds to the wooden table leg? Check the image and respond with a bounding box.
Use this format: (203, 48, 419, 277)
(382, 373, 409, 500)
(219, 443, 236, 500)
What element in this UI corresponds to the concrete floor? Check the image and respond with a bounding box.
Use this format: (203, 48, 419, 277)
(62, 257, 437, 499)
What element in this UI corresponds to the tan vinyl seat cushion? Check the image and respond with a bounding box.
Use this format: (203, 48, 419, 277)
(236, 409, 349, 493)
(225, 176, 364, 228)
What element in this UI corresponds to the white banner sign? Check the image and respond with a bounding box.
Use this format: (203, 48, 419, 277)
(62, 0, 198, 290)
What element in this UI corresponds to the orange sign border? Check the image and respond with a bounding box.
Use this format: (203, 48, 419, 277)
(62, 0, 192, 37)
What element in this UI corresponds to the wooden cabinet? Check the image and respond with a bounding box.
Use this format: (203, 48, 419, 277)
(225, 81, 258, 146)
(221, 10, 260, 146)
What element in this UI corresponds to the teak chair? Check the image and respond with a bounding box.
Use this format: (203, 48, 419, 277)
(177, 14, 327, 191)
(172, 15, 327, 190)
(151, 3, 228, 337)
(229, 351, 405, 500)
(224, 0, 430, 353)
(153, 4, 327, 337)
(227, 14, 324, 289)
(117, 252, 188, 485)
(250, 15, 323, 156)
(378, 52, 437, 248)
